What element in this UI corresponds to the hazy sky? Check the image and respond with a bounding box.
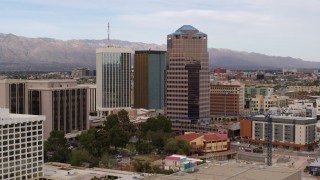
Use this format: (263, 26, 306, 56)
(1, 0, 320, 61)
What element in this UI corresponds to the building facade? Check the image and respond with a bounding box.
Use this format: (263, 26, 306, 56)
(79, 84, 96, 115)
(250, 95, 289, 112)
(240, 116, 317, 150)
(210, 84, 244, 116)
(27, 80, 89, 139)
(175, 131, 230, 154)
(0, 79, 89, 139)
(0, 108, 45, 180)
(165, 25, 210, 133)
(134, 50, 166, 110)
(96, 47, 131, 116)
(288, 86, 320, 93)
(245, 85, 273, 98)
(0, 80, 28, 114)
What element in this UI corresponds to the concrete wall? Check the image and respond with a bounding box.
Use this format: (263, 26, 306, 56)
(237, 152, 266, 163)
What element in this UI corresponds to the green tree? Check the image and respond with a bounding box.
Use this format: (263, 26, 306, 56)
(69, 149, 92, 166)
(164, 138, 191, 155)
(110, 125, 129, 150)
(136, 141, 149, 154)
(44, 130, 70, 163)
(104, 114, 119, 131)
(140, 115, 171, 134)
(78, 128, 110, 158)
(117, 109, 130, 124)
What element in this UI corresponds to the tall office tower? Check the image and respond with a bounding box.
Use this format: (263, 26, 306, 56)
(134, 50, 166, 110)
(27, 80, 89, 139)
(96, 47, 131, 116)
(0, 80, 28, 114)
(0, 108, 45, 180)
(165, 25, 210, 133)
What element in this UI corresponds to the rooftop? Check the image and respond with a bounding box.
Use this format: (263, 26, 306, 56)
(177, 25, 198, 31)
(176, 133, 202, 142)
(150, 160, 301, 180)
(169, 25, 206, 36)
(0, 108, 45, 125)
(253, 115, 315, 121)
(43, 163, 136, 180)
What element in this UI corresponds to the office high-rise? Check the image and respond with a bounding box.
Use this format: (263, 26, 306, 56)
(165, 25, 210, 133)
(96, 47, 131, 116)
(134, 50, 166, 110)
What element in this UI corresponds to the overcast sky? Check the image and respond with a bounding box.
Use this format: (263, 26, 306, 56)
(1, 0, 320, 61)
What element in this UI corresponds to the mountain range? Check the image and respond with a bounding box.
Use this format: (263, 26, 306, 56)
(0, 33, 319, 71)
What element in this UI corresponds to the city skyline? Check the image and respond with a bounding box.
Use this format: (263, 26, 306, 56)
(1, 0, 320, 61)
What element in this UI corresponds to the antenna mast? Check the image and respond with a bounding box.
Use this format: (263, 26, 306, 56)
(108, 22, 110, 41)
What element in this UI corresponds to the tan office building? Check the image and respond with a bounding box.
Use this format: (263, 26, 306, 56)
(0, 79, 89, 139)
(0, 79, 28, 114)
(79, 84, 96, 115)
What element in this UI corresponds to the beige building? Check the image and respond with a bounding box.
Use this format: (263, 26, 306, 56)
(28, 80, 89, 139)
(0, 79, 28, 114)
(78, 84, 96, 115)
(0, 79, 89, 139)
(288, 86, 320, 92)
(250, 95, 289, 112)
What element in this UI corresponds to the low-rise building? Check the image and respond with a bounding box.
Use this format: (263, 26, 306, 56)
(240, 115, 317, 151)
(164, 155, 201, 172)
(288, 86, 320, 93)
(245, 85, 274, 98)
(250, 95, 289, 112)
(175, 131, 230, 154)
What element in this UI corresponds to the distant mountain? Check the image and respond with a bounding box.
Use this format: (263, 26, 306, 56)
(0, 33, 319, 71)
(209, 49, 320, 70)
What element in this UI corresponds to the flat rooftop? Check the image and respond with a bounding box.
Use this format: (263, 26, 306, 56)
(150, 160, 301, 180)
(253, 115, 314, 121)
(0, 108, 45, 124)
(43, 163, 137, 180)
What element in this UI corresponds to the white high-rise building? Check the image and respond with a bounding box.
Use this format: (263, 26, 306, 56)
(96, 47, 131, 116)
(0, 108, 45, 180)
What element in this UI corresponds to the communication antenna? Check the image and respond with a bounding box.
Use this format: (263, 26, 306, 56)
(108, 22, 110, 41)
